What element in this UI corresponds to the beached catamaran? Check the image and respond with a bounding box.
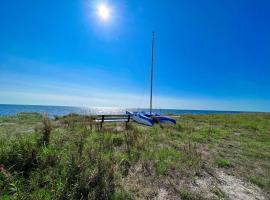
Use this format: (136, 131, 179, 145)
(127, 32, 176, 126)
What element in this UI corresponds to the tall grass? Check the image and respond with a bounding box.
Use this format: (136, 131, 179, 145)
(41, 113, 52, 146)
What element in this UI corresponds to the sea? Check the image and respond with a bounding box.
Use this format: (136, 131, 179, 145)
(0, 104, 244, 117)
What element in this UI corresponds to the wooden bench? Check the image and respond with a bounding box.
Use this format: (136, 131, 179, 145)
(95, 114, 131, 129)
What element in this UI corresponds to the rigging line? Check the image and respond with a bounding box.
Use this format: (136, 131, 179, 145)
(150, 31, 154, 114)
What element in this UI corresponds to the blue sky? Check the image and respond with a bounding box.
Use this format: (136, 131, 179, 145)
(0, 0, 270, 111)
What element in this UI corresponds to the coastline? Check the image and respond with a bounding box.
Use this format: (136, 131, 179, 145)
(0, 104, 254, 117)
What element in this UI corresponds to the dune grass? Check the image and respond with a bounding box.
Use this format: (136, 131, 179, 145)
(0, 112, 269, 199)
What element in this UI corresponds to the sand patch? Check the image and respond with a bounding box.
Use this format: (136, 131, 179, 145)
(154, 188, 170, 200)
(217, 170, 265, 200)
(193, 169, 266, 200)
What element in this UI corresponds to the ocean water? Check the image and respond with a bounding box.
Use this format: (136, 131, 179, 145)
(0, 104, 243, 117)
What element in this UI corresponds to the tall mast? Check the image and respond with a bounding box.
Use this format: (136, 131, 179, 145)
(150, 31, 154, 114)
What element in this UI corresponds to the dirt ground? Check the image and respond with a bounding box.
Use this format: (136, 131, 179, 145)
(122, 160, 268, 200)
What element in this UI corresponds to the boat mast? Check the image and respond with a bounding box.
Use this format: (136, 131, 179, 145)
(150, 31, 154, 115)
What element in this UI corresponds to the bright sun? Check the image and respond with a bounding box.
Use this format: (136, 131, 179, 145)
(97, 4, 111, 21)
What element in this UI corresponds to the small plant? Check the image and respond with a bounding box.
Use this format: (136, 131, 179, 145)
(41, 113, 52, 146)
(179, 188, 191, 200)
(215, 159, 231, 168)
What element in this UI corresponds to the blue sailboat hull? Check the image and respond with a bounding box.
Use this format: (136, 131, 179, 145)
(126, 111, 154, 126)
(127, 111, 176, 126)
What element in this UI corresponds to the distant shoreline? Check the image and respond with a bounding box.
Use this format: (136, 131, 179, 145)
(0, 104, 266, 117)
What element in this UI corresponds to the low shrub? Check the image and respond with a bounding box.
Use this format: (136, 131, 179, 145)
(0, 134, 40, 176)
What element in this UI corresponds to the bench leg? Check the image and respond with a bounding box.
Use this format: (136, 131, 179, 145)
(100, 121, 103, 129)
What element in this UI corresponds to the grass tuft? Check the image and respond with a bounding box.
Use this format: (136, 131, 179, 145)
(215, 159, 232, 168)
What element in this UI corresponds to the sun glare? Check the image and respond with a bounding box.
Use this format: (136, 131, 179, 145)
(97, 4, 111, 21)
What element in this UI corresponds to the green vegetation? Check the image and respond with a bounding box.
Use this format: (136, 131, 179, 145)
(179, 188, 192, 200)
(215, 159, 231, 168)
(0, 113, 269, 199)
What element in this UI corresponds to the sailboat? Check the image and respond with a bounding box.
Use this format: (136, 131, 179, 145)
(127, 32, 176, 126)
